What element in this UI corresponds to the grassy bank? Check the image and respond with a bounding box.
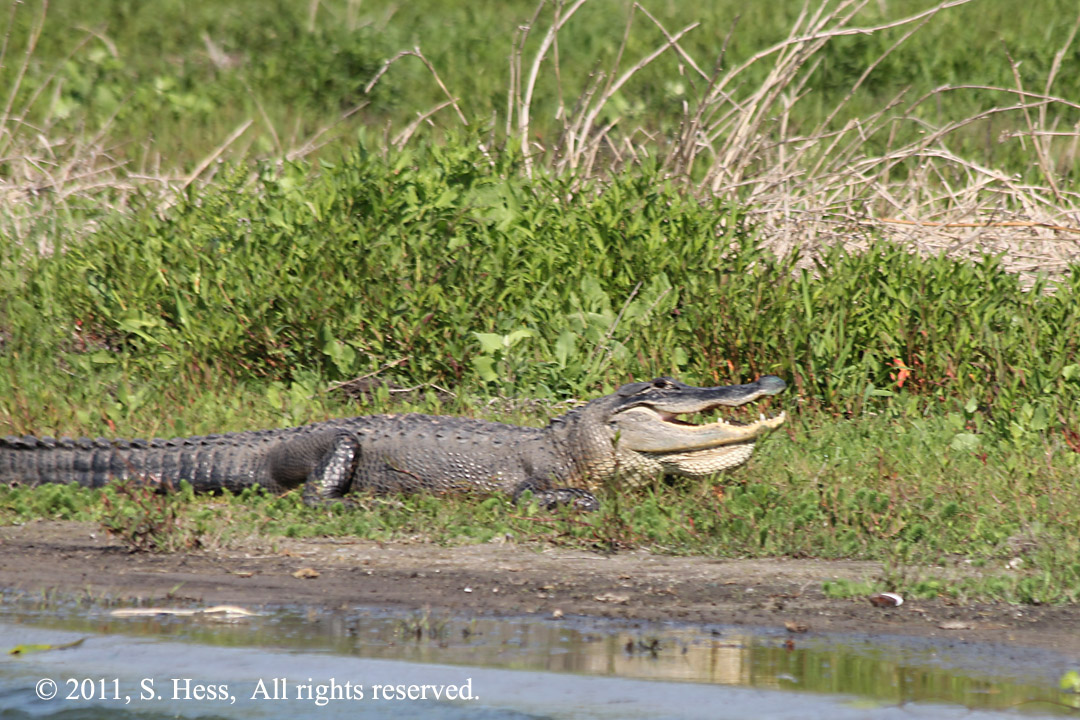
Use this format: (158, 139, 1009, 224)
(3, 145, 1080, 603)
(2, 0, 1080, 605)
(2, 408, 1078, 604)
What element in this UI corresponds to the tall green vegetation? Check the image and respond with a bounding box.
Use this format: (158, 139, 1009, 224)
(4, 143, 1080, 439)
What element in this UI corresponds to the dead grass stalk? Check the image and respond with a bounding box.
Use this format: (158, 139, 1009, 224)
(487, 0, 1080, 283)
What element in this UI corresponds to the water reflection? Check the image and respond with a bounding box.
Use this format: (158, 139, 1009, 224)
(2, 597, 1076, 715)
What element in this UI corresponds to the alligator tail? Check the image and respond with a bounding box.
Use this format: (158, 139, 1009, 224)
(0, 435, 263, 493)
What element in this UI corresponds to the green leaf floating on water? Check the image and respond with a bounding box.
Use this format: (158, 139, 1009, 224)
(1061, 670, 1080, 693)
(8, 638, 86, 656)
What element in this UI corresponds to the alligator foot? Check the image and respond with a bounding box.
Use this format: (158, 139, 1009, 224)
(517, 487, 600, 512)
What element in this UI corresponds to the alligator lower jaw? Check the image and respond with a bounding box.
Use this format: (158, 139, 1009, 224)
(652, 441, 760, 479)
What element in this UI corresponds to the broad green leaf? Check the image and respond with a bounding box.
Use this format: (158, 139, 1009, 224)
(555, 330, 576, 367)
(89, 350, 117, 365)
(949, 433, 981, 451)
(505, 329, 534, 347)
(472, 356, 498, 382)
(117, 312, 161, 343)
(473, 333, 505, 354)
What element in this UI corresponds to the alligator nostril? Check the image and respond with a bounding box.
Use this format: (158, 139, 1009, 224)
(757, 376, 787, 394)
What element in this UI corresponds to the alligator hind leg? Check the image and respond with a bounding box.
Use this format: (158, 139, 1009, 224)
(298, 433, 363, 507)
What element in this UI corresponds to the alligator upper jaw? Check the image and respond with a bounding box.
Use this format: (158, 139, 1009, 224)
(613, 406, 786, 453)
(644, 375, 787, 414)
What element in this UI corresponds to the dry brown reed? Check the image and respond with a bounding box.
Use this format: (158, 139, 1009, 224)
(497, 0, 1080, 283)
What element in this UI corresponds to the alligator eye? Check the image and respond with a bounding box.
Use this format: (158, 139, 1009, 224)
(651, 378, 671, 389)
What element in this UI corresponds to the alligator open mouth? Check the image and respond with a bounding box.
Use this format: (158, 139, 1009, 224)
(655, 408, 786, 429)
(615, 405, 786, 453)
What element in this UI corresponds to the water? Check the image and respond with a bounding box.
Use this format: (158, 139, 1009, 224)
(1, 600, 1077, 719)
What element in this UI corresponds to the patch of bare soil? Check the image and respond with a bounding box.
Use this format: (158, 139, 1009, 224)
(2, 520, 1079, 655)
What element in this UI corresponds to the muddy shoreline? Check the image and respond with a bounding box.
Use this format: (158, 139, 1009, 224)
(2, 520, 1079, 656)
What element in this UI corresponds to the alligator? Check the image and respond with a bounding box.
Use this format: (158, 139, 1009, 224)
(0, 376, 786, 511)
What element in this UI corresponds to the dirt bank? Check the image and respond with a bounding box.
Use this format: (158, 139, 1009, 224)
(2, 520, 1078, 655)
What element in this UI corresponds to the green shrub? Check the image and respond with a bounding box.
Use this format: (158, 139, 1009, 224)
(5, 142, 1080, 439)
